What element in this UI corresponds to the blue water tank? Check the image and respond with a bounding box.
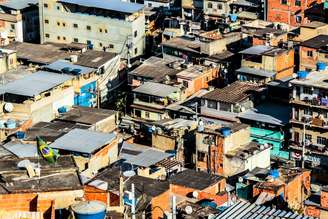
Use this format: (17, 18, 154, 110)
(269, 169, 279, 179)
(317, 62, 327, 71)
(16, 131, 26, 139)
(220, 127, 231, 137)
(72, 201, 106, 219)
(6, 119, 16, 129)
(297, 71, 309, 79)
(58, 106, 68, 114)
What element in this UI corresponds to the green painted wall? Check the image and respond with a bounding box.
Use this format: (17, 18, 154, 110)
(250, 127, 289, 160)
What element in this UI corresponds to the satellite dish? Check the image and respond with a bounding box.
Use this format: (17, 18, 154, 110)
(17, 159, 31, 169)
(185, 205, 193, 215)
(123, 170, 135, 177)
(4, 103, 14, 113)
(192, 191, 199, 198)
(238, 177, 243, 183)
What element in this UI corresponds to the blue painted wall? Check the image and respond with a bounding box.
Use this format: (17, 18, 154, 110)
(74, 81, 97, 107)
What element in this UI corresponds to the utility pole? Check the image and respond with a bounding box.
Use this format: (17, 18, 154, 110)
(131, 183, 136, 219)
(302, 122, 305, 168)
(302, 121, 311, 168)
(172, 195, 177, 219)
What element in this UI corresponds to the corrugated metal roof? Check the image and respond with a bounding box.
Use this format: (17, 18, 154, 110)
(50, 128, 116, 154)
(236, 67, 276, 78)
(239, 45, 274, 55)
(3, 142, 37, 158)
(0, 71, 73, 97)
(44, 60, 96, 75)
(133, 81, 179, 97)
(238, 102, 290, 126)
(216, 200, 316, 219)
(120, 142, 171, 167)
(0, 0, 38, 10)
(58, 0, 144, 14)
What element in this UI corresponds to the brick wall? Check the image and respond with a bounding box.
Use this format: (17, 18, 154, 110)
(304, 205, 320, 218)
(267, 0, 318, 26)
(321, 190, 328, 208)
(151, 190, 170, 219)
(0, 193, 54, 219)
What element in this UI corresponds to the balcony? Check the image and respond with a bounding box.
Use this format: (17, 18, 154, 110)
(291, 96, 328, 109)
(289, 140, 328, 156)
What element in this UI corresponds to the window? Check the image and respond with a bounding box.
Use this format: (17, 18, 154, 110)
(294, 132, 299, 142)
(99, 28, 103, 33)
(207, 100, 217, 109)
(45, 33, 50, 38)
(134, 30, 138, 37)
(73, 23, 78, 28)
(148, 3, 152, 7)
(62, 22, 66, 27)
(45, 19, 49, 24)
(134, 48, 138, 55)
(145, 112, 150, 118)
(63, 36, 66, 40)
(296, 15, 302, 23)
(317, 136, 327, 145)
(303, 87, 313, 94)
(10, 24, 15, 29)
(197, 151, 206, 162)
(99, 42, 103, 47)
(305, 134, 312, 142)
(57, 6, 60, 10)
(208, 2, 213, 8)
(86, 25, 91, 30)
(57, 36, 60, 40)
(57, 22, 60, 26)
(73, 38, 78, 43)
(217, 3, 222, 9)
(295, 0, 301, 6)
(281, 0, 287, 4)
(44, 3, 48, 8)
(109, 44, 114, 49)
(183, 80, 189, 88)
(87, 40, 92, 45)
(104, 29, 108, 33)
(304, 108, 313, 115)
(307, 50, 313, 57)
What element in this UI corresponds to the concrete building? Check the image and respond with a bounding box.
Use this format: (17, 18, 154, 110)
(238, 101, 290, 160)
(200, 81, 265, 123)
(131, 81, 182, 121)
(0, 48, 17, 74)
(304, 186, 328, 218)
(39, 0, 145, 57)
(176, 65, 219, 97)
(195, 123, 271, 177)
(0, 0, 40, 45)
(297, 21, 328, 42)
(236, 45, 294, 84)
(0, 71, 75, 123)
(161, 31, 241, 63)
(50, 128, 118, 177)
(299, 35, 328, 71)
(144, 0, 173, 8)
(55, 106, 118, 133)
(0, 156, 83, 216)
(203, 0, 233, 18)
(289, 70, 328, 176)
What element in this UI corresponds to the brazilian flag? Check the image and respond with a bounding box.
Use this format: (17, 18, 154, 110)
(36, 136, 59, 163)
